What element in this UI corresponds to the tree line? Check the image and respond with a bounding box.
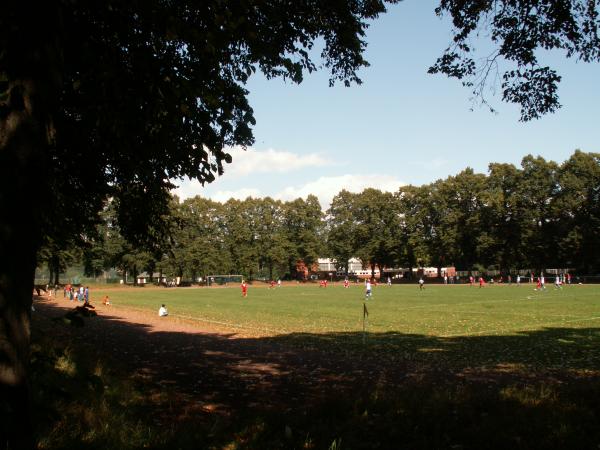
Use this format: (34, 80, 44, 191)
(38, 150, 600, 283)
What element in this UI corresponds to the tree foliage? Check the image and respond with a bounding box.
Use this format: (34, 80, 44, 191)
(430, 0, 600, 120)
(73, 151, 600, 285)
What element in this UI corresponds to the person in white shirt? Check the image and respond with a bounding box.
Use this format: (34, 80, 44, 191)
(365, 279, 372, 299)
(158, 304, 168, 317)
(540, 275, 546, 290)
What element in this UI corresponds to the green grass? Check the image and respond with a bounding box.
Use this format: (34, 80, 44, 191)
(34, 282, 600, 449)
(93, 282, 600, 337)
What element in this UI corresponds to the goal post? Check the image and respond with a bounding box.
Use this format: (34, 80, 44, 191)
(206, 274, 243, 286)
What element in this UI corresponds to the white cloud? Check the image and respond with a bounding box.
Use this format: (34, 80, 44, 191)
(210, 188, 262, 203)
(173, 173, 404, 209)
(171, 179, 262, 202)
(171, 179, 206, 200)
(274, 174, 405, 210)
(225, 146, 332, 176)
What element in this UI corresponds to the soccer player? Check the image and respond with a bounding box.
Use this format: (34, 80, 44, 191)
(343, 278, 349, 288)
(241, 280, 248, 297)
(469, 275, 474, 286)
(479, 277, 484, 288)
(365, 279, 372, 299)
(516, 274, 521, 286)
(554, 275, 562, 289)
(418, 277, 425, 290)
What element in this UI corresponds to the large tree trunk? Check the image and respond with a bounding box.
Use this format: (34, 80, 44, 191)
(53, 266, 60, 286)
(0, 78, 45, 450)
(47, 264, 54, 287)
(50, 252, 60, 286)
(1, 4, 62, 448)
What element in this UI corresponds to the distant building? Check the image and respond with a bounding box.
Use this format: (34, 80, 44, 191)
(415, 267, 456, 278)
(317, 257, 409, 279)
(136, 272, 167, 284)
(317, 259, 457, 280)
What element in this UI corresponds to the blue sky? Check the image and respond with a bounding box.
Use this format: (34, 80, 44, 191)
(174, 1, 600, 209)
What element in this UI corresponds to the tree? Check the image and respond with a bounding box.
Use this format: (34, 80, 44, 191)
(439, 168, 487, 271)
(431, 1, 600, 121)
(479, 163, 527, 273)
(352, 189, 400, 279)
(1, 2, 399, 445)
(37, 240, 81, 286)
(326, 190, 360, 275)
(397, 185, 434, 273)
(517, 155, 561, 271)
(555, 150, 600, 273)
(167, 197, 226, 282)
(222, 198, 260, 279)
(282, 196, 323, 279)
(253, 198, 288, 281)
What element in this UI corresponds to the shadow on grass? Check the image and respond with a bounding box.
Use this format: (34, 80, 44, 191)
(31, 299, 600, 450)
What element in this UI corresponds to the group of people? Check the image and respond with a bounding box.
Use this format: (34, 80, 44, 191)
(64, 284, 90, 304)
(269, 279, 282, 288)
(534, 274, 569, 291)
(60, 283, 111, 306)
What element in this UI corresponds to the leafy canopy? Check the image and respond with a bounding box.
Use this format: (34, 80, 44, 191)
(1, 0, 397, 245)
(430, 0, 600, 121)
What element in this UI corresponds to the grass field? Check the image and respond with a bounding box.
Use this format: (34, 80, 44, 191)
(33, 283, 600, 449)
(94, 282, 600, 338)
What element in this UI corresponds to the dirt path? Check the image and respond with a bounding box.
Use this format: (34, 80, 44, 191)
(32, 294, 392, 417)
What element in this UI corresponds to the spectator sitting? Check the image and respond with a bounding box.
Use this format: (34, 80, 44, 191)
(158, 304, 168, 317)
(102, 295, 111, 306)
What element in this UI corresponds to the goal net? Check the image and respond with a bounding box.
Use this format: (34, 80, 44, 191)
(207, 274, 243, 286)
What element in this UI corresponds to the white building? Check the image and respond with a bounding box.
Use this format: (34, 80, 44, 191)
(317, 258, 381, 278)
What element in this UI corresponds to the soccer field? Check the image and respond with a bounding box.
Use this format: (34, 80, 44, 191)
(44, 282, 600, 449)
(94, 282, 600, 338)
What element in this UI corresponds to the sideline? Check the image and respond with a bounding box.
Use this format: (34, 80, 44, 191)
(108, 304, 289, 336)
